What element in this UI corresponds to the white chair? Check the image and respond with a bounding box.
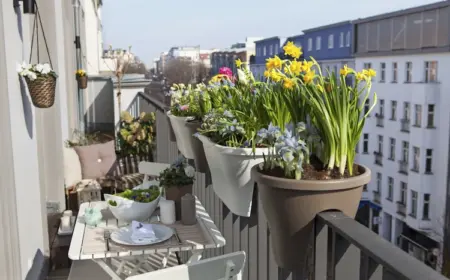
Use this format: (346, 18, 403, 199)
(126, 252, 246, 280)
(138, 161, 170, 181)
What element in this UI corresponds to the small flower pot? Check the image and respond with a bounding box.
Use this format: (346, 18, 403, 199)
(77, 75, 88, 89)
(196, 134, 268, 217)
(251, 164, 371, 270)
(167, 111, 208, 173)
(24, 75, 57, 108)
(165, 184, 193, 220)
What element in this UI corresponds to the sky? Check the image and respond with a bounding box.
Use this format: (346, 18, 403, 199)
(102, 0, 440, 67)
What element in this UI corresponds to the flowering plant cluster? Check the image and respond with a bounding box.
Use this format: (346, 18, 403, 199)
(75, 69, 86, 78)
(108, 188, 160, 206)
(17, 62, 57, 81)
(117, 111, 156, 155)
(159, 155, 196, 187)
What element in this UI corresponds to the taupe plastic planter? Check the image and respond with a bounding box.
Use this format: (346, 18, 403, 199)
(252, 164, 371, 270)
(167, 111, 208, 173)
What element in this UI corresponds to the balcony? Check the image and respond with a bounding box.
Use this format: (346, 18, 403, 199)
(401, 119, 410, 133)
(374, 151, 383, 166)
(373, 190, 381, 204)
(399, 160, 409, 175)
(375, 113, 384, 127)
(62, 91, 448, 280)
(397, 201, 407, 217)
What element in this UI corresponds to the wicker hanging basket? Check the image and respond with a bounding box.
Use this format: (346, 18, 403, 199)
(24, 75, 57, 108)
(77, 75, 88, 89)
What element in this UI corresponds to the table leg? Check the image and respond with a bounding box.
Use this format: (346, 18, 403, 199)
(186, 250, 203, 264)
(92, 259, 122, 280)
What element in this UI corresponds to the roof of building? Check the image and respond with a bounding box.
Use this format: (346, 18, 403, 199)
(302, 20, 352, 33)
(254, 36, 283, 44)
(353, 0, 449, 24)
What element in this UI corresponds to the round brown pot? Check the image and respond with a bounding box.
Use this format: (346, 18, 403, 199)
(25, 75, 57, 108)
(77, 75, 88, 89)
(251, 164, 371, 270)
(165, 184, 193, 220)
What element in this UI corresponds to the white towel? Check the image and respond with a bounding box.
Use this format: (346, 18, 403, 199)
(130, 221, 157, 244)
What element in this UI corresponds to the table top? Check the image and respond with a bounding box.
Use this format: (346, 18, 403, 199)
(68, 198, 226, 260)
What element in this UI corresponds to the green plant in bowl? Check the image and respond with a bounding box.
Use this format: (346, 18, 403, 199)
(107, 187, 160, 206)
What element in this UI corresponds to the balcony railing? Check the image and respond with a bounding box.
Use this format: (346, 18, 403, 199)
(401, 118, 410, 133)
(373, 190, 381, 204)
(399, 160, 409, 175)
(397, 201, 407, 217)
(133, 88, 447, 280)
(374, 151, 383, 166)
(375, 113, 384, 127)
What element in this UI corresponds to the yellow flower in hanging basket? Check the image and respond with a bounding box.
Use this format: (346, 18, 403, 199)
(75, 69, 86, 77)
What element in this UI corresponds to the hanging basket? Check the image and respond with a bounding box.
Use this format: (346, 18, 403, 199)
(24, 75, 57, 108)
(77, 76, 88, 89)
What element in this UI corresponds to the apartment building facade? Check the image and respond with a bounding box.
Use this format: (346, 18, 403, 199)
(251, 36, 286, 80)
(354, 1, 450, 270)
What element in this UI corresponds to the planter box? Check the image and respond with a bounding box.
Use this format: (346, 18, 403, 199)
(196, 134, 268, 217)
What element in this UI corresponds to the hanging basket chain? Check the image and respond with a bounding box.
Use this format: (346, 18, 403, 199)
(28, 0, 53, 68)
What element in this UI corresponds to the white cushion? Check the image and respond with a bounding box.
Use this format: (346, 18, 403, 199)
(63, 146, 83, 187)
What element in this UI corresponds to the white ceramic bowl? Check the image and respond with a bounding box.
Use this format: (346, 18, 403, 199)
(105, 186, 161, 223)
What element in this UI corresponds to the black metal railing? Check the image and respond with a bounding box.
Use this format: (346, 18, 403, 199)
(135, 89, 447, 280)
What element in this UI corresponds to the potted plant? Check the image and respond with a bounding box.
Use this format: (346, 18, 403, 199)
(76, 69, 88, 89)
(17, 61, 58, 108)
(166, 83, 222, 173)
(251, 42, 376, 269)
(159, 156, 196, 220)
(195, 63, 287, 217)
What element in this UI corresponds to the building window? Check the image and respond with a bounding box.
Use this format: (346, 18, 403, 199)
(427, 104, 435, 128)
(389, 138, 395, 160)
(392, 62, 398, 83)
(274, 44, 278, 55)
(346, 31, 350, 47)
(390, 101, 397, 120)
(363, 62, 372, 69)
(379, 99, 384, 116)
(425, 61, 438, 83)
(376, 172, 382, 193)
(400, 182, 407, 205)
(263, 46, 266, 56)
(269, 45, 273, 56)
(412, 146, 420, 172)
(328, 34, 334, 49)
(378, 135, 383, 154)
(380, 63, 386, 82)
(425, 149, 433, 173)
(308, 38, 313, 51)
(363, 133, 369, 153)
(340, 32, 344, 47)
(387, 177, 394, 201)
(403, 102, 410, 120)
(402, 141, 409, 163)
(423, 194, 430, 220)
(410, 191, 418, 218)
(333, 65, 338, 76)
(406, 62, 412, 83)
(364, 99, 370, 116)
(316, 36, 321, 50)
(413, 105, 422, 127)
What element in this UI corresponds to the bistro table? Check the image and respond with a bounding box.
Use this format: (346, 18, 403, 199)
(68, 198, 226, 280)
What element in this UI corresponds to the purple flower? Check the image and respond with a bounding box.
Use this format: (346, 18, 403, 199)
(180, 105, 189, 111)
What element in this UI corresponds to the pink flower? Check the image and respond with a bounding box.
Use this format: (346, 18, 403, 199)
(180, 105, 189, 111)
(219, 67, 233, 79)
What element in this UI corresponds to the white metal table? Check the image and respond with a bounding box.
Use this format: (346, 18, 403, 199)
(68, 198, 226, 279)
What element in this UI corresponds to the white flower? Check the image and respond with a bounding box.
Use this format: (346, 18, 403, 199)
(184, 165, 195, 178)
(40, 64, 52, 75)
(26, 71, 37, 81)
(17, 61, 31, 74)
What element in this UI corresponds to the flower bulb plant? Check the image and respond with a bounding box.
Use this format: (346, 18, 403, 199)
(117, 111, 156, 156)
(17, 61, 57, 81)
(159, 155, 195, 188)
(75, 69, 86, 78)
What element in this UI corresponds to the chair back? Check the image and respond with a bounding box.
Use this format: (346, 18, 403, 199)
(138, 161, 170, 179)
(126, 251, 246, 280)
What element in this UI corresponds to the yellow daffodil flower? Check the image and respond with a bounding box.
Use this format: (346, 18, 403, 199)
(301, 60, 314, 73)
(367, 68, 376, 77)
(264, 70, 270, 78)
(339, 65, 352, 76)
(235, 59, 243, 68)
(316, 84, 324, 93)
(356, 72, 366, 81)
(266, 56, 283, 71)
(289, 60, 302, 76)
(283, 41, 303, 59)
(283, 78, 295, 89)
(303, 70, 315, 84)
(270, 70, 283, 82)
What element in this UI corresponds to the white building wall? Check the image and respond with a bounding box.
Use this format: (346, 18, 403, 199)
(355, 53, 450, 247)
(83, 0, 102, 75)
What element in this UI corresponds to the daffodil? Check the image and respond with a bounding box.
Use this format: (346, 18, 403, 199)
(366, 68, 377, 77)
(270, 70, 283, 82)
(264, 70, 270, 78)
(301, 61, 313, 73)
(283, 78, 295, 89)
(235, 59, 243, 68)
(355, 72, 366, 81)
(283, 41, 302, 59)
(303, 70, 315, 84)
(339, 65, 352, 76)
(289, 60, 302, 76)
(266, 56, 283, 71)
(316, 84, 324, 93)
